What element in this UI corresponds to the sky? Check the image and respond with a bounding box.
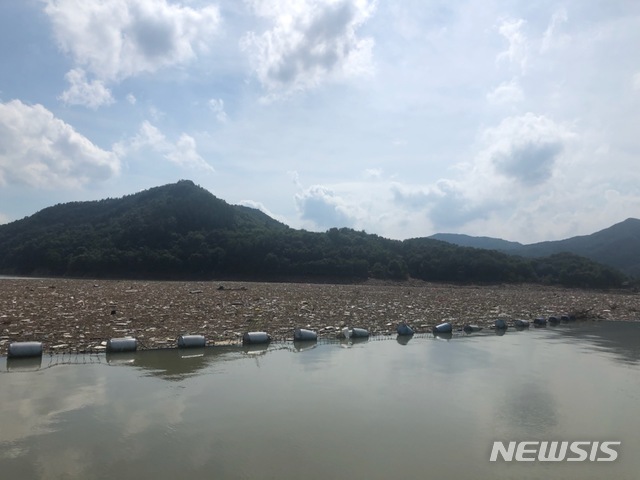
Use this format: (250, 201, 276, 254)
(1, 0, 639, 244)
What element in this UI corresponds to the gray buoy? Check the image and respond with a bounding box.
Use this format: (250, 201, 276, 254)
(106, 337, 137, 353)
(242, 331, 271, 345)
(351, 327, 370, 338)
(494, 319, 508, 330)
(514, 319, 530, 328)
(8, 341, 43, 358)
(463, 324, 482, 333)
(177, 334, 206, 348)
(396, 323, 415, 336)
(433, 322, 453, 333)
(293, 328, 318, 341)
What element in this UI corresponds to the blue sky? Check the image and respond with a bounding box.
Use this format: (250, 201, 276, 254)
(1, 0, 639, 243)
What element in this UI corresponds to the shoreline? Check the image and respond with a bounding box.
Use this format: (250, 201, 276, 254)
(1, 278, 639, 355)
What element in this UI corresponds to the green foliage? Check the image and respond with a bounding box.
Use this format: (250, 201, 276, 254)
(0, 181, 628, 288)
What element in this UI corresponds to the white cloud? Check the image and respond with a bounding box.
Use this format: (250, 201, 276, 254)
(44, 0, 220, 82)
(167, 134, 210, 170)
(58, 68, 114, 109)
(541, 8, 569, 53)
(486, 79, 524, 105)
(0, 212, 9, 225)
(208, 98, 228, 122)
(0, 100, 120, 188)
(126, 93, 137, 105)
(481, 113, 574, 186)
(391, 180, 496, 232)
(388, 113, 575, 233)
(363, 168, 382, 179)
(242, 0, 375, 96)
(497, 18, 528, 73)
(238, 199, 288, 224)
(294, 184, 357, 229)
(116, 121, 213, 171)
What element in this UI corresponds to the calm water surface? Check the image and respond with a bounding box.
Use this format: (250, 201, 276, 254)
(1, 322, 639, 479)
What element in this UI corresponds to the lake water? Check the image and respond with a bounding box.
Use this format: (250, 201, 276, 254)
(1, 321, 639, 479)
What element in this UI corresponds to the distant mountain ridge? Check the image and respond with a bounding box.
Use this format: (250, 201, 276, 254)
(431, 218, 640, 277)
(0, 180, 629, 287)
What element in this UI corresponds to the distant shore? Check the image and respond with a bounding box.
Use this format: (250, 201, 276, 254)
(1, 277, 639, 355)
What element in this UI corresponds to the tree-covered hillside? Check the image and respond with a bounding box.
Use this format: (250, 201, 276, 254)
(0, 180, 628, 288)
(431, 218, 640, 277)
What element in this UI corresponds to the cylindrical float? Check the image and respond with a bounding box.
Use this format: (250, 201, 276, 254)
(514, 319, 530, 328)
(533, 317, 547, 326)
(548, 316, 560, 324)
(433, 322, 452, 333)
(177, 334, 206, 349)
(396, 323, 415, 336)
(560, 315, 574, 322)
(294, 328, 318, 341)
(463, 324, 482, 333)
(8, 341, 43, 358)
(106, 337, 138, 353)
(494, 319, 508, 330)
(242, 331, 271, 345)
(351, 327, 370, 338)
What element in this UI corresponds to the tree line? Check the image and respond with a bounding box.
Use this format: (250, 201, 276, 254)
(0, 181, 628, 288)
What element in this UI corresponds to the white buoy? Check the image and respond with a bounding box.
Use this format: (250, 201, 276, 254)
(177, 334, 206, 348)
(106, 337, 137, 353)
(8, 341, 43, 358)
(242, 331, 271, 345)
(433, 322, 452, 333)
(494, 319, 508, 329)
(293, 328, 318, 341)
(351, 327, 370, 338)
(396, 323, 415, 336)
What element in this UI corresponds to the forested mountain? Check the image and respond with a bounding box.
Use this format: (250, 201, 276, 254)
(0, 180, 628, 288)
(431, 218, 640, 277)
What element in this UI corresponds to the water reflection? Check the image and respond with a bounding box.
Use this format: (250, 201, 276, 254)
(499, 380, 559, 437)
(293, 340, 317, 352)
(0, 322, 639, 480)
(546, 320, 640, 365)
(117, 346, 240, 380)
(433, 331, 453, 341)
(6, 356, 42, 372)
